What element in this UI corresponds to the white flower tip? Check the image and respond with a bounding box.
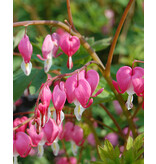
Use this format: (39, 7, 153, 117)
(21, 61, 32, 76)
(44, 56, 52, 73)
(71, 141, 78, 156)
(37, 145, 44, 158)
(74, 105, 85, 121)
(126, 94, 133, 110)
(13, 155, 18, 164)
(51, 141, 60, 156)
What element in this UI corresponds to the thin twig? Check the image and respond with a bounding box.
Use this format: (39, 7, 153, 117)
(90, 118, 122, 138)
(105, 0, 135, 77)
(99, 104, 126, 140)
(61, 140, 71, 164)
(66, 0, 76, 31)
(13, 115, 35, 131)
(13, 20, 105, 71)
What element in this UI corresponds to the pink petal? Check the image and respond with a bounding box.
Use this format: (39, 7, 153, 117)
(37, 54, 46, 61)
(85, 70, 99, 95)
(60, 34, 80, 56)
(74, 79, 91, 107)
(92, 88, 104, 97)
(112, 80, 124, 94)
(132, 67, 144, 96)
(116, 66, 132, 93)
(65, 76, 77, 103)
(52, 82, 66, 111)
(72, 125, 84, 145)
(42, 34, 54, 59)
(43, 118, 59, 145)
(18, 34, 33, 63)
(15, 132, 32, 157)
(40, 84, 51, 105)
(27, 122, 44, 147)
(63, 122, 74, 141)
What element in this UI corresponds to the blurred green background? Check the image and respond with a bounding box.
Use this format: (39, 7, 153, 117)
(13, 0, 144, 163)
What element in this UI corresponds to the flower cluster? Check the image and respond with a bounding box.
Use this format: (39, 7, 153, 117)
(34, 69, 103, 129)
(13, 117, 84, 164)
(18, 30, 80, 76)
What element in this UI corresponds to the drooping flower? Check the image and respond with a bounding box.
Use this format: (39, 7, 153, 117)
(37, 83, 52, 127)
(13, 132, 32, 163)
(18, 34, 33, 76)
(52, 81, 66, 126)
(112, 66, 144, 110)
(13, 117, 31, 164)
(59, 33, 80, 69)
(71, 125, 84, 156)
(65, 70, 103, 120)
(37, 33, 62, 73)
(27, 118, 59, 157)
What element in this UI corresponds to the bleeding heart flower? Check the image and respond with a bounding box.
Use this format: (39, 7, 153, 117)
(13, 132, 32, 164)
(65, 70, 103, 121)
(38, 83, 52, 127)
(112, 66, 144, 110)
(52, 81, 66, 126)
(63, 122, 74, 141)
(59, 33, 80, 69)
(71, 125, 84, 156)
(37, 33, 62, 73)
(18, 34, 33, 76)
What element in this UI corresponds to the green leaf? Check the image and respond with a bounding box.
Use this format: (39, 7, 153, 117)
(114, 146, 120, 158)
(126, 136, 134, 150)
(135, 148, 144, 160)
(13, 68, 47, 101)
(123, 148, 135, 163)
(104, 139, 114, 152)
(133, 133, 144, 151)
(31, 68, 47, 92)
(13, 69, 38, 101)
(91, 37, 112, 52)
(13, 29, 25, 49)
(132, 159, 144, 164)
(98, 146, 107, 161)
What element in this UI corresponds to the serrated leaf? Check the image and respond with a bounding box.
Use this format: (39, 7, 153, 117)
(126, 136, 133, 150)
(133, 133, 144, 151)
(98, 146, 106, 161)
(104, 139, 114, 152)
